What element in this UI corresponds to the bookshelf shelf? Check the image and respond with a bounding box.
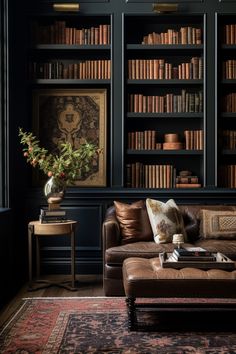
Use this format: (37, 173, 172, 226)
(222, 150, 236, 155)
(127, 44, 203, 50)
(222, 45, 236, 50)
(127, 79, 203, 85)
(221, 113, 236, 118)
(222, 79, 236, 84)
(32, 79, 111, 84)
(127, 150, 203, 155)
(127, 113, 203, 118)
(33, 44, 111, 50)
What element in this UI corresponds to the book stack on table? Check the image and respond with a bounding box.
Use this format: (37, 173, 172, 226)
(172, 247, 216, 262)
(160, 247, 235, 270)
(39, 208, 67, 223)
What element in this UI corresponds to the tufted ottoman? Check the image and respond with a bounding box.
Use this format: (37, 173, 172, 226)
(122, 257, 236, 330)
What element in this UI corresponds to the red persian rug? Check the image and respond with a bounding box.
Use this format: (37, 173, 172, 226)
(1, 297, 236, 354)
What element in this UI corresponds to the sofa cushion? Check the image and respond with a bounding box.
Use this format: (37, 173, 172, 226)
(105, 241, 194, 265)
(146, 198, 186, 244)
(200, 209, 236, 240)
(114, 200, 153, 244)
(194, 239, 236, 260)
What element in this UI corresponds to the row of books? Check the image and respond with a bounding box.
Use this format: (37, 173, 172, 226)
(127, 130, 204, 151)
(30, 60, 111, 80)
(219, 165, 236, 188)
(129, 91, 203, 113)
(128, 130, 156, 150)
(39, 208, 67, 224)
(173, 247, 216, 262)
(223, 24, 236, 45)
(126, 163, 175, 188)
(141, 27, 202, 45)
(31, 21, 110, 45)
(222, 92, 236, 113)
(221, 130, 236, 149)
(184, 130, 204, 150)
(222, 60, 236, 79)
(128, 57, 203, 80)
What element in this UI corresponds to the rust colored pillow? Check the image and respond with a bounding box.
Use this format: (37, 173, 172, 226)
(200, 209, 236, 239)
(114, 200, 153, 244)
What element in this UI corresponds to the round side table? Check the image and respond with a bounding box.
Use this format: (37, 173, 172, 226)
(28, 220, 78, 291)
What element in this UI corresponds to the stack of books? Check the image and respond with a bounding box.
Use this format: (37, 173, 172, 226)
(172, 247, 216, 262)
(39, 208, 67, 223)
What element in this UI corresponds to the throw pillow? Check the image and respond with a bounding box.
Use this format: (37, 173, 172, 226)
(146, 198, 187, 244)
(181, 208, 200, 242)
(114, 200, 153, 244)
(200, 209, 236, 239)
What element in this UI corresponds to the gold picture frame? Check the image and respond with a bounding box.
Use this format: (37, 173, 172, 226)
(32, 88, 107, 187)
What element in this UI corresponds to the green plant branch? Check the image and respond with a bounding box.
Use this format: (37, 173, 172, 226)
(19, 127, 99, 186)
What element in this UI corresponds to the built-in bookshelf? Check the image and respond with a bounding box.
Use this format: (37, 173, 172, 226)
(26, 14, 111, 192)
(124, 14, 205, 189)
(217, 14, 236, 188)
(28, 15, 111, 84)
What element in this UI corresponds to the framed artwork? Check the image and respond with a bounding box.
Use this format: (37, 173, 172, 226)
(32, 88, 107, 186)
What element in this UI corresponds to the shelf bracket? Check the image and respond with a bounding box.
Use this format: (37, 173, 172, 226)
(152, 3, 178, 13)
(53, 3, 80, 12)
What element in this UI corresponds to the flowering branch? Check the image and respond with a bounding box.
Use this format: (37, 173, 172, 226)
(19, 127, 99, 185)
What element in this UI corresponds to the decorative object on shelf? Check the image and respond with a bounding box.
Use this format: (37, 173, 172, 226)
(164, 133, 179, 143)
(163, 133, 183, 150)
(32, 89, 107, 187)
(175, 170, 201, 188)
(152, 3, 178, 13)
(53, 3, 80, 12)
(19, 128, 99, 203)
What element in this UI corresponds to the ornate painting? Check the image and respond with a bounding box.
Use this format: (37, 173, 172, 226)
(33, 89, 107, 186)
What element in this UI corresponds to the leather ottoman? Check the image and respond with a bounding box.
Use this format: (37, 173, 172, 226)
(122, 257, 236, 330)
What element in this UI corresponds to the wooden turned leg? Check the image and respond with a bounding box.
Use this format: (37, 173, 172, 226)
(126, 297, 137, 331)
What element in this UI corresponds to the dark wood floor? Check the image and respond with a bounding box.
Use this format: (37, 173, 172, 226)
(0, 274, 104, 327)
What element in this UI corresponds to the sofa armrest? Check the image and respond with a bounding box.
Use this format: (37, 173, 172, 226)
(102, 206, 121, 252)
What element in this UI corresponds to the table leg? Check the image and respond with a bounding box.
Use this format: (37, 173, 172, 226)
(36, 236, 40, 278)
(126, 297, 137, 331)
(71, 225, 76, 289)
(28, 224, 34, 290)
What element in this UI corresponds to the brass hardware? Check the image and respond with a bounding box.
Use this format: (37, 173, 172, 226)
(152, 3, 178, 13)
(53, 3, 80, 12)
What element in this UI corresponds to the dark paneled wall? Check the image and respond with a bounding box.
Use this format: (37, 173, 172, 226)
(4, 0, 236, 286)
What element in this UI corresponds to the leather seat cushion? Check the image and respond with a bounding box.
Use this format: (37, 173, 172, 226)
(105, 241, 193, 265)
(194, 239, 236, 260)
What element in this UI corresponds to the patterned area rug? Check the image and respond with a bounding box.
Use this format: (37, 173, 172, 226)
(1, 297, 236, 354)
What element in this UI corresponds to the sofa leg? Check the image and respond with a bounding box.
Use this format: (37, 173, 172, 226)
(126, 297, 137, 331)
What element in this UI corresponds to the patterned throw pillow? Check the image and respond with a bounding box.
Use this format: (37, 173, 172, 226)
(146, 198, 186, 244)
(200, 209, 236, 239)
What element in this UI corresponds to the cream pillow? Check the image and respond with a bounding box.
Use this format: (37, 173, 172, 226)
(146, 198, 186, 244)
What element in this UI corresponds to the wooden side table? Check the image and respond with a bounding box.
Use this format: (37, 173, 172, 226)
(28, 220, 78, 291)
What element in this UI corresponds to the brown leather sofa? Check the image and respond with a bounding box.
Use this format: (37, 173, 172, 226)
(103, 203, 236, 296)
